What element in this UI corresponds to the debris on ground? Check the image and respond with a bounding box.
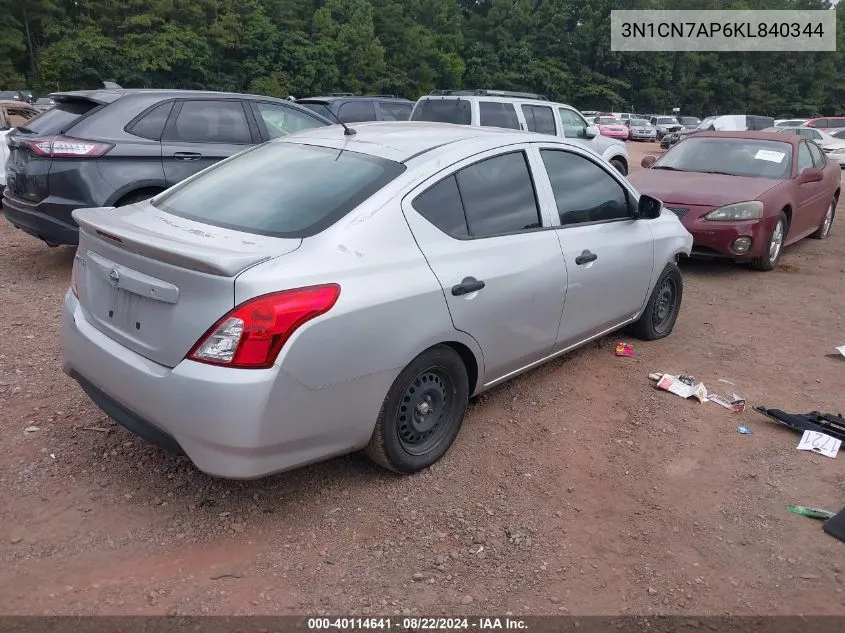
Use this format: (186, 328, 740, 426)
(649, 372, 707, 403)
(796, 430, 841, 459)
(710, 394, 746, 413)
(787, 505, 836, 520)
(755, 407, 845, 442)
(736, 425, 753, 435)
(23, 426, 39, 433)
(81, 426, 111, 433)
(836, 344, 845, 358)
(615, 342, 633, 357)
(823, 507, 845, 542)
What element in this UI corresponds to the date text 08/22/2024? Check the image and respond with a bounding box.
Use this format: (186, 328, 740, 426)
(307, 617, 529, 630)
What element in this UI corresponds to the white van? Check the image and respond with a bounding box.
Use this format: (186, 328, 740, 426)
(411, 90, 630, 175)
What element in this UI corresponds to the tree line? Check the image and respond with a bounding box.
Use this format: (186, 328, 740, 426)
(1, 0, 843, 118)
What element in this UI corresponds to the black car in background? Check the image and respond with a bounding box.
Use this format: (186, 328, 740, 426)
(295, 94, 414, 123)
(2, 89, 330, 246)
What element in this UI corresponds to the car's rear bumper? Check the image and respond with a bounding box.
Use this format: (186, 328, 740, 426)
(61, 292, 392, 479)
(2, 194, 80, 244)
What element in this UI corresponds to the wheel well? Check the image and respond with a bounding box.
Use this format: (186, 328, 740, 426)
(115, 187, 164, 206)
(781, 205, 792, 232)
(442, 341, 479, 395)
(834, 188, 840, 203)
(610, 155, 628, 175)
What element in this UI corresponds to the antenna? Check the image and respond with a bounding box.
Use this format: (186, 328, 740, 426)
(322, 107, 357, 136)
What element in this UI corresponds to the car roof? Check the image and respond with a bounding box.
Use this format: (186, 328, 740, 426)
(50, 88, 302, 105)
(298, 96, 413, 103)
(280, 121, 584, 163)
(692, 131, 800, 145)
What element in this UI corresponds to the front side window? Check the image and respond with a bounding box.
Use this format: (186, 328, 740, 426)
(479, 101, 520, 130)
(167, 100, 251, 144)
(254, 102, 324, 139)
(807, 142, 826, 168)
(540, 150, 630, 225)
(152, 143, 406, 238)
(559, 108, 588, 138)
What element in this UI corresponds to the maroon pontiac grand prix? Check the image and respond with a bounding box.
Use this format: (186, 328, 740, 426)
(628, 131, 839, 270)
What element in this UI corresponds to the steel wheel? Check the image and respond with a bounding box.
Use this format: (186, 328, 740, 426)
(397, 369, 452, 456)
(651, 276, 678, 335)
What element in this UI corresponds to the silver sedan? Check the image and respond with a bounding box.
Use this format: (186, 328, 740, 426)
(62, 123, 693, 479)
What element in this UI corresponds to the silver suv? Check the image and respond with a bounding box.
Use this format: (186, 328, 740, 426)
(411, 90, 630, 175)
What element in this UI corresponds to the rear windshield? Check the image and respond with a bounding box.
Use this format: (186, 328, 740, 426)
(151, 143, 407, 238)
(15, 99, 99, 135)
(411, 98, 471, 125)
(657, 117, 677, 124)
(598, 117, 619, 124)
(631, 119, 650, 126)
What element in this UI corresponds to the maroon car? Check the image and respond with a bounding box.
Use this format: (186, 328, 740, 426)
(629, 131, 839, 270)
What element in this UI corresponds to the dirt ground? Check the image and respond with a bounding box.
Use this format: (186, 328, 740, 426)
(1, 141, 844, 617)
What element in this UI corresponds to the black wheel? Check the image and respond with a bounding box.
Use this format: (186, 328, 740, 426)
(610, 158, 627, 176)
(750, 211, 787, 271)
(365, 345, 469, 474)
(810, 199, 835, 239)
(627, 262, 683, 340)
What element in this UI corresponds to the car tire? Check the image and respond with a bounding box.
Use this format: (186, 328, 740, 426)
(365, 345, 469, 474)
(627, 262, 683, 341)
(750, 211, 787, 271)
(809, 199, 836, 239)
(609, 158, 627, 176)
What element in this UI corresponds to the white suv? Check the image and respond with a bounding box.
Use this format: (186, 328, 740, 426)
(411, 90, 629, 175)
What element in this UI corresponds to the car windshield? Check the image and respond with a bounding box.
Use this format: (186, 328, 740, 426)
(151, 143, 407, 238)
(657, 117, 677, 124)
(654, 137, 792, 179)
(598, 117, 619, 124)
(411, 98, 471, 125)
(631, 119, 650, 126)
(680, 117, 700, 125)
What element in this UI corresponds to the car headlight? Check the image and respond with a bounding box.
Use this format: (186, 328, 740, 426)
(705, 201, 764, 221)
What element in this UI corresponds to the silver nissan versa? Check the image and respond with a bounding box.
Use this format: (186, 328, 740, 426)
(62, 122, 692, 479)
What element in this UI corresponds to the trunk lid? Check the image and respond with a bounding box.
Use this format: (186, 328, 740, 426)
(5, 95, 103, 203)
(73, 203, 301, 367)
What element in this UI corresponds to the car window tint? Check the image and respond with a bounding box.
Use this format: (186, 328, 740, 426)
(797, 142, 814, 173)
(337, 100, 377, 123)
(412, 175, 468, 237)
(127, 101, 173, 140)
(540, 149, 630, 225)
(255, 102, 324, 139)
(152, 143, 406, 238)
(378, 102, 412, 121)
(478, 101, 520, 129)
(17, 98, 97, 134)
(411, 98, 471, 125)
(522, 105, 556, 135)
(299, 102, 333, 119)
(455, 151, 541, 237)
(558, 108, 587, 138)
(169, 100, 251, 144)
(808, 142, 825, 168)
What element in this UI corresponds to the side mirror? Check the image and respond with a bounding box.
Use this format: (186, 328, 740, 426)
(636, 194, 663, 220)
(797, 167, 823, 184)
(584, 125, 598, 138)
(641, 155, 657, 168)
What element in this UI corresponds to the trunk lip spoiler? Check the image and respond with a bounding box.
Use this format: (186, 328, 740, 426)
(73, 207, 280, 277)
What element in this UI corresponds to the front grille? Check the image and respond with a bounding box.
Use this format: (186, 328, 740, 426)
(665, 207, 688, 219)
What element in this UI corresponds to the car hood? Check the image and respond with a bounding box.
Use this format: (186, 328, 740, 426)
(627, 170, 782, 206)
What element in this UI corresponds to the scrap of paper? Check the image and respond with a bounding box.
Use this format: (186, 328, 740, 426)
(796, 430, 841, 459)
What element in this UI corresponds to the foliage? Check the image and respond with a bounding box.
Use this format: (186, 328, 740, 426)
(0, 0, 842, 116)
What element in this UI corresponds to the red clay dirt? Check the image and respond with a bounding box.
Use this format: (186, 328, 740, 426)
(1, 142, 844, 616)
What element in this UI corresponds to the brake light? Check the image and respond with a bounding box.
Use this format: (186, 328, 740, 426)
(188, 284, 341, 369)
(28, 136, 113, 158)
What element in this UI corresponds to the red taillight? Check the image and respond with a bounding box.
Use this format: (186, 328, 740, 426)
(28, 136, 113, 159)
(187, 284, 341, 369)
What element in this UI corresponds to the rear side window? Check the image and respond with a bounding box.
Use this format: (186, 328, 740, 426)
(478, 101, 519, 130)
(378, 102, 413, 121)
(411, 98, 471, 125)
(299, 102, 333, 119)
(127, 101, 173, 140)
(412, 175, 468, 237)
(456, 152, 541, 237)
(521, 105, 556, 135)
(338, 101, 377, 123)
(17, 99, 98, 134)
(152, 143, 406, 238)
(797, 141, 814, 173)
(540, 149, 630, 225)
(166, 100, 251, 144)
(808, 142, 825, 168)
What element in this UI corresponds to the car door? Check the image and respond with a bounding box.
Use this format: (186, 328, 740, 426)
(793, 140, 827, 236)
(402, 146, 567, 384)
(558, 107, 597, 149)
(248, 100, 326, 140)
(530, 144, 654, 349)
(160, 99, 257, 187)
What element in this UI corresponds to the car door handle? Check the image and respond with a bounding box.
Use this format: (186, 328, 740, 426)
(451, 277, 485, 296)
(173, 152, 202, 161)
(575, 250, 598, 265)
